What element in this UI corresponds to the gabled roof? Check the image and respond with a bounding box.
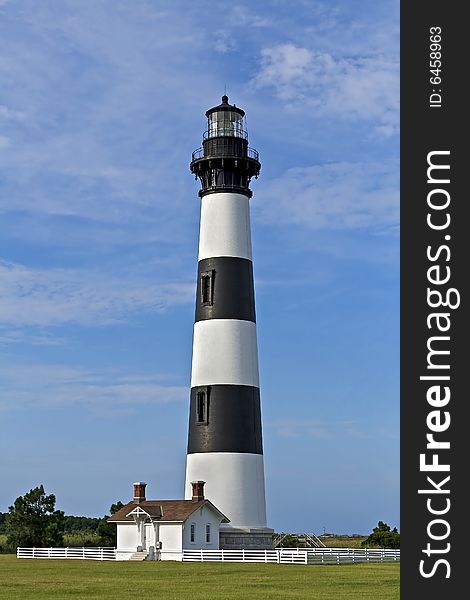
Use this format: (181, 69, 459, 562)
(126, 505, 162, 519)
(108, 500, 229, 524)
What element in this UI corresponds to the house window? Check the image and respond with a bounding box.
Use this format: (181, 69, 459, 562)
(206, 524, 211, 544)
(200, 270, 214, 306)
(190, 523, 196, 543)
(196, 388, 209, 424)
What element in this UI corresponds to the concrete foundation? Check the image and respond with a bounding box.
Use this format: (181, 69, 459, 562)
(219, 527, 274, 550)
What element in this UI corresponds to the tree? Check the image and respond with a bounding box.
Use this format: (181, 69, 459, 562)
(63, 515, 101, 532)
(274, 533, 303, 548)
(110, 501, 124, 515)
(5, 485, 65, 548)
(361, 521, 400, 549)
(96, 501, 124, 547)
(0, 512, 6, 533)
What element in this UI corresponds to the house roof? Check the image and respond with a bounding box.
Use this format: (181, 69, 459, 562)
(107, 499, 229, 524)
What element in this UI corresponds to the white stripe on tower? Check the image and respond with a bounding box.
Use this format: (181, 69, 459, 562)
(198, 192, 252, 261)
(191, 319, 259, 388)
(185, 453, 267, 528)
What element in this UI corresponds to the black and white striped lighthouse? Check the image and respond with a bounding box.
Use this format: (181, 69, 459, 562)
(185, 96, 272, 549)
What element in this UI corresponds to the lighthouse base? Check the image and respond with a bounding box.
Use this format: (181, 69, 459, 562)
(219, 526, 274, 550)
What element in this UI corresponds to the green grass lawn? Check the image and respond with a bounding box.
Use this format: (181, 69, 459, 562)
(0, 554, 399, 600)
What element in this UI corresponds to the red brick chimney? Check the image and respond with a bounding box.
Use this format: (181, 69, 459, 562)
(191, 480, 205, 501)
(133, 482, 147, 503)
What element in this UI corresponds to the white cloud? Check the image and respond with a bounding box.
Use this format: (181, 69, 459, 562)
(0, 2, 213, 228)
(229, 5, 273, 28)
(253, 43, 399, 136)
(0, 259, 194, 327)
(0, 328, 65, 346)
(0, 361, 187, 412)
(256, 44, 313, 90)
(0, 104, 25, 120)
(213, 31, 237, 54)
(254, 160, 398, 233)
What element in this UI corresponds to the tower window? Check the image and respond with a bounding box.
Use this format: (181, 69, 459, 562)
(196, 388, 209, 425)
(200, 270, 214, 306)
(206, 524, 211, 543)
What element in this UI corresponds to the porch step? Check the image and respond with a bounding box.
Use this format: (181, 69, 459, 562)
(128, 551, 149, 561)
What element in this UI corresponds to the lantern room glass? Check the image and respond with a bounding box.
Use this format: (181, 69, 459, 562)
(208, 111, 245, 138)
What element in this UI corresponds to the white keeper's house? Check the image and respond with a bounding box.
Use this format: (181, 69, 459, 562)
(108, 481, 229, 561)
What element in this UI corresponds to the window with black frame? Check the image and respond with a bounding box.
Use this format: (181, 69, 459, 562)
(196, 388, 209, 424)
(200, 270, 214, 306)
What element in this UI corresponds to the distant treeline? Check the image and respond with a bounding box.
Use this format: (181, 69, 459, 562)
(1, 512, 103, 534)
(62, 516, 102, 532)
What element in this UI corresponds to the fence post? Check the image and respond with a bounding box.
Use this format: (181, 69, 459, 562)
(242, 548, 245, 563)
(101, 547, 104, 561)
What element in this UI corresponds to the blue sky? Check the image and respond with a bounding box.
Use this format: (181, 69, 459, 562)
(0, 0, 399, 534)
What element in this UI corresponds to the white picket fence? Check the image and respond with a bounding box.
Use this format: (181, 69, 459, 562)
(183, 547, 400, 565)
(17, 547, 116, 561)
(16, 546, 400, 565)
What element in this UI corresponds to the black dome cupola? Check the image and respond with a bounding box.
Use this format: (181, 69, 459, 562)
(190, 96, 261, 198)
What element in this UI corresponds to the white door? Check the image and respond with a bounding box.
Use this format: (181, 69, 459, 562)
(144, 524, 154, 550)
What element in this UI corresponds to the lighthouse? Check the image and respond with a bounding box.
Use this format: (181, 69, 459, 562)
(185, 96, 272, 549)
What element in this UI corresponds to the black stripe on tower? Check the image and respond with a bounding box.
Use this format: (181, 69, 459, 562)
(195, 257, 255, 323)
(187, 385, 263, 454)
